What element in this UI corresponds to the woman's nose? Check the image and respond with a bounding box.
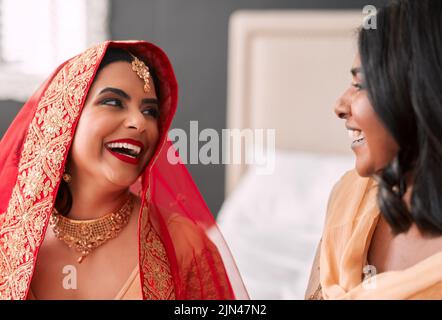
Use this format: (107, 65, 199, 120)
(334, 88, 352, 120)
(125, 108, 146, 133)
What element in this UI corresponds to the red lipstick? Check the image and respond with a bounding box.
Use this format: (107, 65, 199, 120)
(104, 138, 145, 165)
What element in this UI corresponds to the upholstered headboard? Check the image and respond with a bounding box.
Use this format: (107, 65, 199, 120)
(226, 10, 362, 195)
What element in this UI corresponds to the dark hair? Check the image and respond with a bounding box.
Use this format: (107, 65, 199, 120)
(55, 47, 159, 216)
(358, 0, 442, 235)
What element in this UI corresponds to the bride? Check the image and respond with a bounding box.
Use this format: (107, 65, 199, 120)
(0, 41, 248, 300)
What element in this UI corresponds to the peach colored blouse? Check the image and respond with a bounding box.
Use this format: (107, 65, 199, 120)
(319, 170, 442, 299)
(27, 265, 142, 300)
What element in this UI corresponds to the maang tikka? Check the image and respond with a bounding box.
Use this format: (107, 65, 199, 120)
(130, 53, 151, 92)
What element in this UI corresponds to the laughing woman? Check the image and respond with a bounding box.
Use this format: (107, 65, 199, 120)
(0, 41, 248, 300)
(306, 0, 442, 299)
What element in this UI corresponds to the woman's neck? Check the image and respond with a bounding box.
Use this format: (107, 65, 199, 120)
(66, 172, 131, 220)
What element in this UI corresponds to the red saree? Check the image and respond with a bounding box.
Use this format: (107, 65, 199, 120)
(0, 41, 248, 300)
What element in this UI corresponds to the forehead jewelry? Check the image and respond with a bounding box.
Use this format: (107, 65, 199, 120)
(130, 53, 151, 92)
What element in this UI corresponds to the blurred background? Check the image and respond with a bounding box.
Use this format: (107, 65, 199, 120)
(0, 0, 387, 299)
(1, 0, 386, 214)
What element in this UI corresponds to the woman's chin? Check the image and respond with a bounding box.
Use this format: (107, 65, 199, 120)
(354, 158, 374, 178)
(104, 173, 139, 189)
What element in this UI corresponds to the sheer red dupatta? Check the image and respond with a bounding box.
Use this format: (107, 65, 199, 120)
(146, 141, 249, 299)
(0, 41, 248, 300)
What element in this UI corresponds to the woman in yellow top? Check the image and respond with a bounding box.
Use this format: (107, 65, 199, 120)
(306, 0, 442, 299)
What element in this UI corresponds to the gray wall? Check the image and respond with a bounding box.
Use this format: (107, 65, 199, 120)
(0, 100, 22, 137)
(0, 0, 387, 214)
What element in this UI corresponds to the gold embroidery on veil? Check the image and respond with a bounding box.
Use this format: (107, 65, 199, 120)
(0, 44, 105, 300)
(139, 190, 175, 299)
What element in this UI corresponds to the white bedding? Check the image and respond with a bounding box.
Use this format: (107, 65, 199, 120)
(217, 150, 354, 299)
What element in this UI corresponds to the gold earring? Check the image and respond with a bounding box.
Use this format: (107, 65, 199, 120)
(62, 173, 72, 184)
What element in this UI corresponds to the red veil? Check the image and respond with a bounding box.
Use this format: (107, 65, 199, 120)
(0, 41, 248, 300)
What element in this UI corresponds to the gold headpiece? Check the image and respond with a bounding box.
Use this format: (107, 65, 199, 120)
(130, 53, 151, 92)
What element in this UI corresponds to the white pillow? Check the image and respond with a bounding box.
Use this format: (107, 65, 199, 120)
(217, 150, 354, 299)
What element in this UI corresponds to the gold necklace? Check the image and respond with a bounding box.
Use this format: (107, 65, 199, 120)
(50, 193, 134, 263)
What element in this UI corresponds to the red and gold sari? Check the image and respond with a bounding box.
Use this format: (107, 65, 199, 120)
(0, 41, 248, 300)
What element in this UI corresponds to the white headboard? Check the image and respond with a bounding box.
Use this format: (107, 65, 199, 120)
(226, 10, 362, 195)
